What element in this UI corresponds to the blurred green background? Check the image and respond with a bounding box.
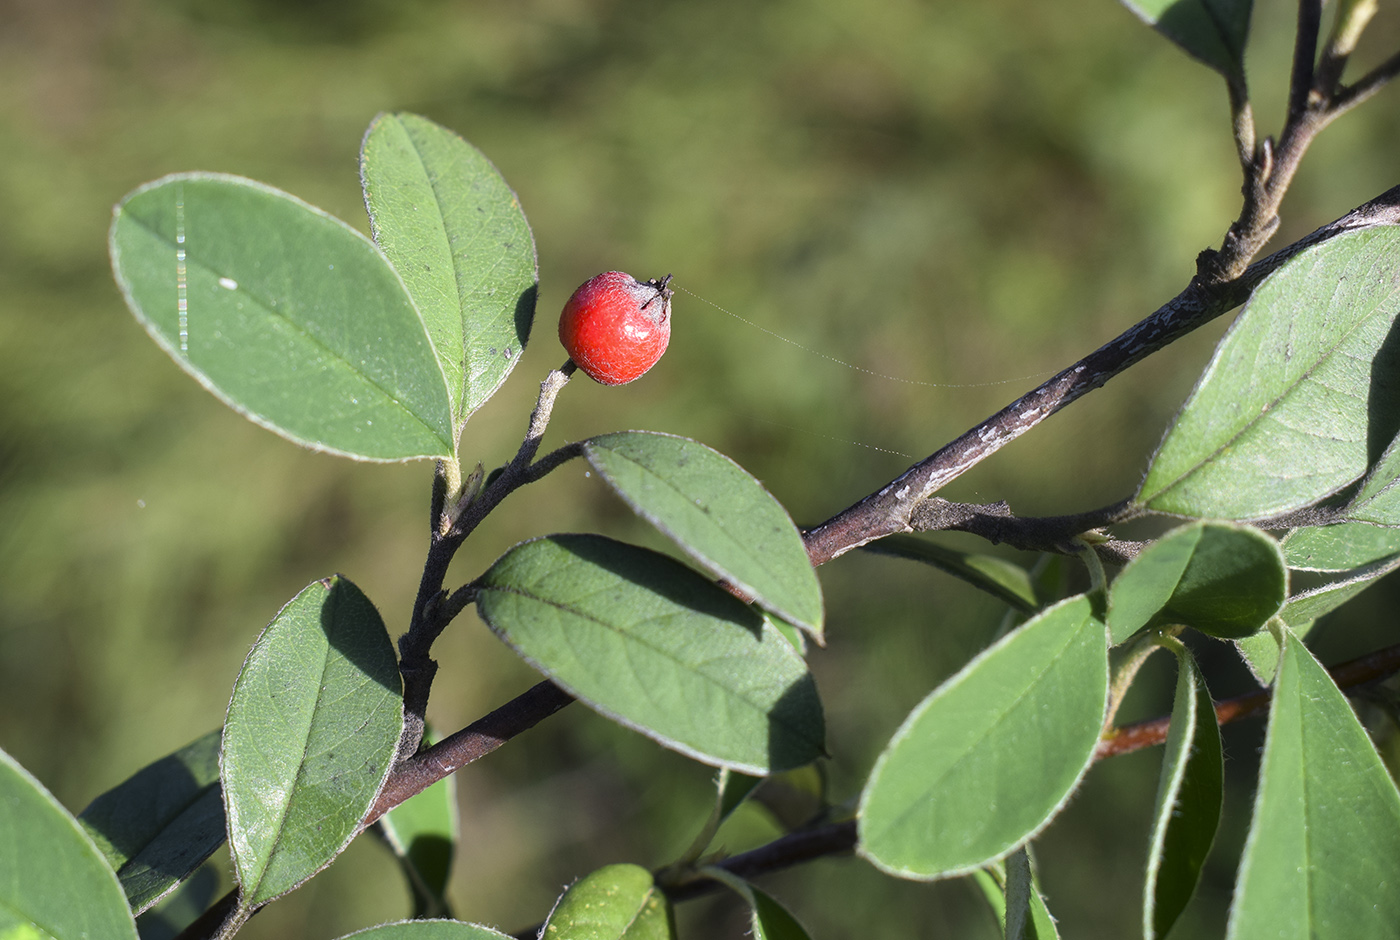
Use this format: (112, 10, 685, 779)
(3, 0, 1400, 936)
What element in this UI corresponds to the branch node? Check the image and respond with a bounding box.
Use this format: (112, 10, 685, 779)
(1257, 135, 1275, 184)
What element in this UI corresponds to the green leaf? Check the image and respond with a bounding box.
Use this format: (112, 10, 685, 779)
(77, 729, 225, 914)
(476, 535, 825, 774)
(765, 610, 807, 656)
(1294, 563, 1400, 619)
(862, 535, 1038, 613)
(0, 747, 138, 939)
(858, 596, 1107, 879)
(360, 112, 536, 425)
(338, 921, 513, 940)
(378, 730, 458, 918)
(1276, 550, 1400, 633)
(1235, 551, 1396, 681)
(1106, 521, 1286, 643)
(1029, 872, 1059, 939)
(1234, 617, 1313, 686)
(131, 865, 219, 939)
(542, 864, 674, 940)
(1004, 847, 1059, 940)
(222, 576, 404, 907)
(1346, 430, 1400, 524)
(747, 887, 811, 940)
(675, 769, 768, 870)
(110, 173, 454, 461)
(584, 432, 823, 637)
(1139, 227, 1400, 520)
(972, 854, 1060, 940)
(1144, 647, 1222, 940)
(1227, 627, 1400, 939)
(973, 868, 1008, 932)
(701, 868, 812, 940)
(1283, 523, 1400, 571)
(1004, 848, 1034, 940)
(1120, 0, 1252, 81)
(719, 770, 766, 823)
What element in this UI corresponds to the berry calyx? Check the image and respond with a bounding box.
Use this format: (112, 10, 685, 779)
(558, 271, 673, 385)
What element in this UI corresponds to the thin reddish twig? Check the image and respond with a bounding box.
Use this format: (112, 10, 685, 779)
(1096, 639, 1400, 759)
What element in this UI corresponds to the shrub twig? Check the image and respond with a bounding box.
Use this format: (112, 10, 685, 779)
(396, 363, 578, 756)
(803, 185, 1400, 564)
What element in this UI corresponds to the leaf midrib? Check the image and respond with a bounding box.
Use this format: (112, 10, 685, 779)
(1151, 269, 1400, 506)
(481, 571, 816, 747)
(238, 627, 345, 900)
(871, 615, 1095, 850)
(402, 116, 521, 410)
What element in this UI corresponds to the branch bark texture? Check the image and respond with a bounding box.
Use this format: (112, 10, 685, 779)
(804, 185, 1400, 564)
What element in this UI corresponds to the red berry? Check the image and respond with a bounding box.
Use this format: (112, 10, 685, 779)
(558, 271, 673, 385)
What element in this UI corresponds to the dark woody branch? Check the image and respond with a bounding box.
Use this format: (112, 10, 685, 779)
(907, 495, 1143, 564)
(804, 184, 1400, 566)
(804, 5, 1400, 565)
(397, 364, 577, 757)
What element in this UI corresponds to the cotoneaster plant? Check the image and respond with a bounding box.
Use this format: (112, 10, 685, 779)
(559, 270, 674, 385)
(12, 3, 1400, 937)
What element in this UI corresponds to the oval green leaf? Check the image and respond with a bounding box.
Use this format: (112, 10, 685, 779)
(378, 729, 458, 918)
(1234, 616, 1305, 687)
(858, 596, 1107, 879)
(1107, 521, 1286, 643)
(222, 576, 404, 907)
(0, 747, 138, 939)
(1139, 227, 1400, 520)
(747, 886, 811, 940)
(77, 728, 225, 914)
(1120, 0, 1251, 82)
(110, 173, 454, 460)
(361, 112, 536, 426)
(1236, 551, 1394, 683)
(476, 534, 825, 774)
(1272, 550, 1400, 650)
(340, 921, 513, 940)
(719, 770, 766, 825)
(973, 853, 1060, 940)
(1290, 562, 1400, 621)
(1226, 627, 1400, 939)
(1283, 522, 1400, 571)
(1346, 432, 1400, 524)
(1006, 848, 1059, 940)
(1144, 647, 1222, 940)
(542, 864, 674, 940)
(584, 432, 823, 637)
(764, 610, 807, 656)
